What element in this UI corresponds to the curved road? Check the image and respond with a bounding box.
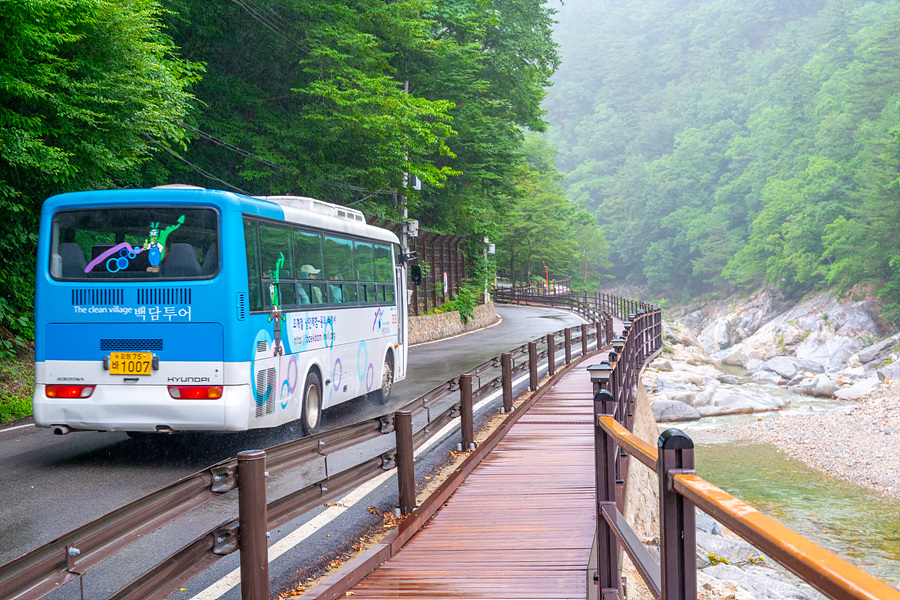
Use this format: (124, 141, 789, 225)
(0, 304, 587, 598)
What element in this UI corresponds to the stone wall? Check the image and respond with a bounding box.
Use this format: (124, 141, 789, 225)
(408, 302, 499, 345)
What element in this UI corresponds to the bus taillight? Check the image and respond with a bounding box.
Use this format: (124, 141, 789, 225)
(168, 386, 223, 400)
(46, 385, 95, 398)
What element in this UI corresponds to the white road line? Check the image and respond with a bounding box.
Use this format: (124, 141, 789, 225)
(187, 344, 597, 600)
(1, 423, 34, 434)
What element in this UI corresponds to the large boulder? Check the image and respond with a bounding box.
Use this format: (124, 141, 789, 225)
(834, 377, 881, 400)
(653, 400, 701, 422)
(695, 385, 788, 417)
(791, 374, 838, 398)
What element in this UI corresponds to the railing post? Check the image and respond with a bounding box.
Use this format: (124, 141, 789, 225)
(546, 333, 556, 376)
(237, 450, 268, 600)
(459, 373, 475, 451)
(528, 341, 538, 391)
(501, 352, 513, 413)
(657, 429, 697, 600)
(581, 323, 588, 356)
(564, 328, 572, 364)
(595, 321, 602, 348)
(606, 316, 614, 347)
(594, 388, 619, 599)
(396, 411, 416, 515)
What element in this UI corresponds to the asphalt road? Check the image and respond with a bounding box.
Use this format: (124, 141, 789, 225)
(0, 304, 587, 599)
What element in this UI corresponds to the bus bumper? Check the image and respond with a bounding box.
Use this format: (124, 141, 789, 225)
(33, 384, 253, 432)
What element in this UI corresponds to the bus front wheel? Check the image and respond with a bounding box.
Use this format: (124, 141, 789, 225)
(300, 372, 323, 436)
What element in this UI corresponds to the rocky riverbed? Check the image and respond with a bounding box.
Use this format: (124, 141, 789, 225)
(634, 289, 900, 598)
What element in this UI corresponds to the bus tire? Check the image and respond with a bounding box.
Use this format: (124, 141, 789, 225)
(371, 353, 394, 405)
(300, 371, 323, 436)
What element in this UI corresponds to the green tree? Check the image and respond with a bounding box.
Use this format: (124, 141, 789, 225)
(0, 0, 199, 353)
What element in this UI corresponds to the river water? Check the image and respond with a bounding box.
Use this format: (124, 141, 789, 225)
(663, 368, 900, 586)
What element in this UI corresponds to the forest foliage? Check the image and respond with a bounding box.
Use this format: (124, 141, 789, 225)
(0, 0, 607, 358)
(546, 0, 900, 318)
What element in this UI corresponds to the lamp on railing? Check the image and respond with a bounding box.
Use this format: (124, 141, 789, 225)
(611, 337, 626, 353)
(586, 361, 614, 392)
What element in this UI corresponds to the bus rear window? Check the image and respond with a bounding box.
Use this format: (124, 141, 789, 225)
(50, 207, 219, 280)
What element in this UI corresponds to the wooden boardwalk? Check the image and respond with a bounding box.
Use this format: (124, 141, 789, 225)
(347, 364, 599, 599)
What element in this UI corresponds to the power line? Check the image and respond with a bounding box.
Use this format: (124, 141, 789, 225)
(146, 137, 253, 195)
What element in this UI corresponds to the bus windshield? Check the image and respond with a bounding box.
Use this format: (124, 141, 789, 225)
(49, 207, 219, 280)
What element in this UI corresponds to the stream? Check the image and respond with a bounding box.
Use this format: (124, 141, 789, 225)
(664, 366, 900, 586)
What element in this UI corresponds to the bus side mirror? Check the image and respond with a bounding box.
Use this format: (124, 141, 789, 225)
(410, 264, 422, 286)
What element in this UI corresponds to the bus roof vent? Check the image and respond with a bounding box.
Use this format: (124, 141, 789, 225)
(259, 196, 366, 223)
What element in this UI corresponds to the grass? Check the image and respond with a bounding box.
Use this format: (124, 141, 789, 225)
(1, 346, 34, 424)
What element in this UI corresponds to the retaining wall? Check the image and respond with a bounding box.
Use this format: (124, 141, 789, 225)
(408, 302, 498, 345)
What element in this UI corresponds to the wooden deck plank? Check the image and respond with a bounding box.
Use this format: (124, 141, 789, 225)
(345, 365, 599, 600)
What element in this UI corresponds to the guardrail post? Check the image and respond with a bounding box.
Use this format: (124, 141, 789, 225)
(237, 450, 269, 600)
(595, 320, 602, 348)
(606, 316, 614, 347)
(546, 333, 556, 376)
(594, 389, 619, 599)
(528, 341, 538, 391)
(459, 373, 475, 450)
(564, 328, 572, 364)
(501, 353, 513, 413)
(581, 324, 588, 356)
(396, 411, 416, 515)
(657, 429, 697, 600)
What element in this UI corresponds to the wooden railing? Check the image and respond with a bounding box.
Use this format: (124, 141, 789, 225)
(586, 308, 900, 600)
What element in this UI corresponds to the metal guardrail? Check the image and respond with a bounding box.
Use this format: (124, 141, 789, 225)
(587, 309, 900, 600)
(0, 313, 610, 600)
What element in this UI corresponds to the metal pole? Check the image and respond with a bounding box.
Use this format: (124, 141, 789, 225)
(396, 411, 416, 515)
(501, 352, 513, 413)
(529, 341, 538, 391)
(459, 373, 475, 450)
(657, 429, 697, 600)
(546, 333, 556, 376)
(594, 389, 618, 599)
(237, 450, 268, 600)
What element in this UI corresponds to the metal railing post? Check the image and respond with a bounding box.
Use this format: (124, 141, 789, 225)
(237, 450, 268, 600)
(396, 411, 416, 515)
(546, 333, 556, 376)
(594, 389, 619, 599)
(657, 429, 697, 600)
(529, 341, 538, 391)
(564, 328, 572, 364)
(459, 373, 475, 450)
(581, 324, 588, 356)
(501, 353, 513, 413)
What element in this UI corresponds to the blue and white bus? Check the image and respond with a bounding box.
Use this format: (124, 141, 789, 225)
(33, 186, 408, 436)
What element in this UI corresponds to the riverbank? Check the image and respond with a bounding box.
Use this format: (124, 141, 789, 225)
(726, 379, 900, 501)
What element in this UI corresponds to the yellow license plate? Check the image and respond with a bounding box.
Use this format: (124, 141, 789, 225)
(109, 352, 153, 376)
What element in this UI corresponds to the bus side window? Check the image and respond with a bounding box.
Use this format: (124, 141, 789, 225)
(258, 223, 293, 308)
(324, 235, 354, 303)
(243, 220, 262, 311)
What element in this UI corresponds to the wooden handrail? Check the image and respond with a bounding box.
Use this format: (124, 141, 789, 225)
(673, 474, 900, 600)
(597, 416, 657, 470)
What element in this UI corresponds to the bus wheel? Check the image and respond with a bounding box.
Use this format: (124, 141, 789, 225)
(372, 354, 393, 405)
(300, 372, 323, 436)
